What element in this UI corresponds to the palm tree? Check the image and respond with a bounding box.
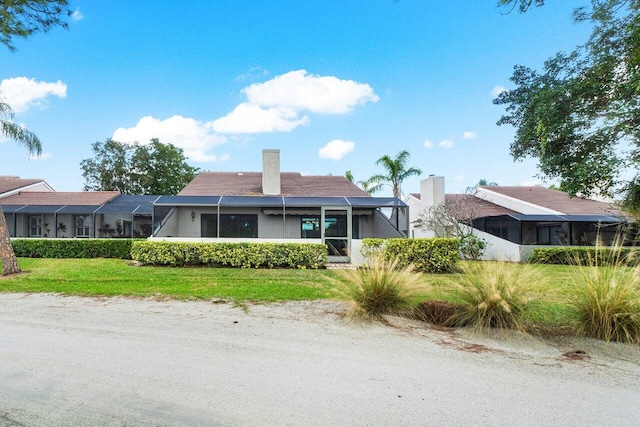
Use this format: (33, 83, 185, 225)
(370, 150, 422, 198)
(345, 170, 384, 195)
(466, 178, 498, 194)
(1, 101, 42, 275)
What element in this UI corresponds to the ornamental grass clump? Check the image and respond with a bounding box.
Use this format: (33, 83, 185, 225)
(447, 261, 541, 330)
(335, 258, 428, 321)
(571, 245, 640, 344)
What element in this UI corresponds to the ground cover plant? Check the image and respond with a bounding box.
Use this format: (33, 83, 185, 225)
(334, 258, 428, 321)
(570, 248, 640, 344)
(441, 261, 543, 330)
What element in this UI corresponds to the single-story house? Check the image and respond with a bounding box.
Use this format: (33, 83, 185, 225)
(1, 191, 157, 238)
(151, 149, 409, 263)
(406, 176, 629, 261)
(0, 175, 54, 197)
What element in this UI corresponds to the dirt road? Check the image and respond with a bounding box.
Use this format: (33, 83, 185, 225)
(1, 293, 639, 426)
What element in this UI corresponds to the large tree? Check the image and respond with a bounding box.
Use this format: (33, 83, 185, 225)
(1, 0, 70, 51)
(81, 138, 200, 195)
(0, 0, 70, 275)
(370, 150, 422, 198)
(494, 0, 640, 215)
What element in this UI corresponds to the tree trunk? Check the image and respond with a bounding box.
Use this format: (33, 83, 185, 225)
(0, 204, 20, 275)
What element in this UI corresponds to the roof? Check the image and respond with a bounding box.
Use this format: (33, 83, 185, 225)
(445, 194, 518, 219)
(94, 195, 160, 215)
(479, 186, 623, 216)
(0, 176, 46, 195)
(155, 195, 407, 208)
(0, 191, 120, 207)
(179, 172, 369, 197)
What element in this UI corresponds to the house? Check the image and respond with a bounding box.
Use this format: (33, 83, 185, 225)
(0, 175, 54, 197)
(1, 186, 157, 238)
(151, 149, 409, 264)
(407, 176, 628, 261)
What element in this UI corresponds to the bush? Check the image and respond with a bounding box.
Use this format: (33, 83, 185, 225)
(11, 238, 135, 259)
(570, 247, 640, 343)
(335, 258, 428, 321)
(361, 238, 459, 273)
(446, 261, 541, 330)
(130, 241, 328, 269)
(459, 235, 489, 261)
(529, 247, 640, 267)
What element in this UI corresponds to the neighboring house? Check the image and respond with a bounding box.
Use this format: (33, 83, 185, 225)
(407, 176, 628, 261)
(2, 191, 157, 238)
(152, 149, 409, 264)
(0, 175, 54, 197)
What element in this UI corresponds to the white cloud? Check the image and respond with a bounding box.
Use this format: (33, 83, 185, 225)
(211, 103, 309, 134)
(112, 115, 227, 162)
(438, 139, 454, 149)
(491, 85, 506, 97)
(462, 131, 477, 140)
(71, 8, 83, 21)
(453, 174, 465, 183)
(0, 77, 67, 114)
(214, 70, 378, 134)
(243, 69, 379, 114)
(423, 139, 433, 149)
(318, 139, 355, 161)
(235, 66, 269, 82)
(27, 152, 52, 161)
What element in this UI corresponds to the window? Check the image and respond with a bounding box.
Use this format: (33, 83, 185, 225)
(201, 214, 217, 237)
(29, 216, 42, 237)
(301, 215, 359, 239)
(75, 215, 91, 237)
(201, 214, 258, 238)
(220, 214, 258, 238)
(301, 217, 320, 238)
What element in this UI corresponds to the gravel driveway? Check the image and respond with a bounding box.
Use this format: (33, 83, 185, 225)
(1, 293, 639, 426)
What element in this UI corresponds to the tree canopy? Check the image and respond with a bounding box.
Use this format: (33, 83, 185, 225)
(0, 0, 70, 275)
(494, 0, 640, 211)
(81, 139, 200, 195)
(0, 0, 71, 51)
(370, 150, 422, 198)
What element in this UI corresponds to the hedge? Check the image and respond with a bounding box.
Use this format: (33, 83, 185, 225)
(130, 241, 328, 269)
(11, 238, 135, 259)
(361, 237, 460, 273)
(528, 246, 640, 266)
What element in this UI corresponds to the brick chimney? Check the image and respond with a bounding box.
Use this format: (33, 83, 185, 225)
(262, 149, 281, 195)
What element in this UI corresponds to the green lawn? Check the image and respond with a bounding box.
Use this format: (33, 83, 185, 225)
(1, 258, 337, 302)
(0, 258, 590, 333)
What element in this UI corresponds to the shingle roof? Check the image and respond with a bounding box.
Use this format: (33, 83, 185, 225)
(480, 186, 622, 216)
(445, 194, 518, 219)
(179, 172, 369, 197)
(0, 191, 120, 206)
(0, 176, 45, 195)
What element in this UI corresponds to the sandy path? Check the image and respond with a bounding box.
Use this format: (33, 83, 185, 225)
(0, 293, 639, 426)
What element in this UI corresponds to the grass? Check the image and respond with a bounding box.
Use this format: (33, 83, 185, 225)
(3, 257, 639, 344)
(1, 258, 336, 302)
(334, 258, 428, 321)
(442, 261, 541, 330)
(570, 251, 640, 343)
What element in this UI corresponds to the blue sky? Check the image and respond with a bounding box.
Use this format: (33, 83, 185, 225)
(1, 0, 590, 197)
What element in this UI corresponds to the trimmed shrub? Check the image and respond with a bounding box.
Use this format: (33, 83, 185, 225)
(130, 241, 328, 269)
(335, 258, 429, 321)
(11, 238, 135, 259)
(529, 247, 640, 267)
(361, 237, 459, 273)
